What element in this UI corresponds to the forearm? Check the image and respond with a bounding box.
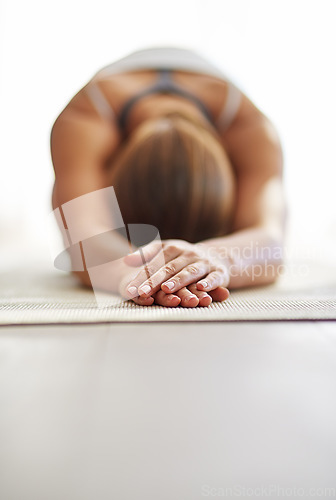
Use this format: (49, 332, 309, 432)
(53, 183, 138, 293)
(198, 226, 284, 289)
(73, 253, 138, 294)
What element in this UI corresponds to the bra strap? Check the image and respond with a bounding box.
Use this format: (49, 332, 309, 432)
(85, 82, 116, 121)
(118, 69, 213, 132)
(215, 82, 242, 132)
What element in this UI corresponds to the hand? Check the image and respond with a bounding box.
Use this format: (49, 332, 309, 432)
(127, 284, 229, 308)
(121, 239, 230, 307)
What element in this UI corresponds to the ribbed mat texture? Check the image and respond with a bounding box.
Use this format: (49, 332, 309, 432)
(1, 261, 336, 324)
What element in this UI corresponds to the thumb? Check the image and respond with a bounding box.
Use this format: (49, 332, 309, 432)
(123, 250, 145, 267)
(123, 240, 163, 266)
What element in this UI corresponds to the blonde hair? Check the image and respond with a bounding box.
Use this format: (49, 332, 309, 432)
(107, 112, 236, 243)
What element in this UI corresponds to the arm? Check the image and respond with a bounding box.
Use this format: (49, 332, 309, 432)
(199, 224, 285, 290)
(200, 99, 286, 288)
(51, 100, 132, 291)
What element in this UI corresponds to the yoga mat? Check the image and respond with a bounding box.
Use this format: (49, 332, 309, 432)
(0, 259, 335, 324)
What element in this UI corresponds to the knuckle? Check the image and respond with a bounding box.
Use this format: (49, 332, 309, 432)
(183, 250, 197, 260)
(146, 277, 156, 288)
(186, 264, 200, 275)
(144, 264, 156, 277)
(163, 263, 177, 274)
(141, 277, 154, 289)
(165, 244, 179, 256)
(178, 269, 191, 282)
(172, 274, 182, 285)
(210, 271, 223, 282)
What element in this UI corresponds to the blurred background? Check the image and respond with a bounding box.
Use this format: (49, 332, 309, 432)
(0, 0, 335, 270)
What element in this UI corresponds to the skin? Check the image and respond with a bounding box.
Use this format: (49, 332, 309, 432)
(51, 68, 285, 307)
(119, 239, 231, 307)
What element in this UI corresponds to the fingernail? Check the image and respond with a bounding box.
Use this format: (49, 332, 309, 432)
(168, 295, 180, 302)
(198, 280, 208, 288)
(164, 281, 175, 290)
(139, 284, 151, 295)
(186, 294, 197, 301)
(127, 286, 137, 296)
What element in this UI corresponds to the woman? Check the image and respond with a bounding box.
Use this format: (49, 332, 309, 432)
(51, 46, 286, 308)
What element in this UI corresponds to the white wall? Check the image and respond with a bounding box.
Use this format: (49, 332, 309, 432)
(1, 0, 335, 264)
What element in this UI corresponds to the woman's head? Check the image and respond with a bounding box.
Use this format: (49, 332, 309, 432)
(107, 112, 236, 243)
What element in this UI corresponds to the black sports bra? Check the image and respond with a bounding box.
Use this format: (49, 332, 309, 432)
(86, 67, 241, 133)
(117, 69, 213, 133)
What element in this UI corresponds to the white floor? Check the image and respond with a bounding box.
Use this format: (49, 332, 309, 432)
(1, 320, 336, 500)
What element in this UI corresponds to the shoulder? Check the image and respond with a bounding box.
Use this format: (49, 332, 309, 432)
(51, 73, 122, 151)
(221, 92, 282, 157)
(51, 103, 121, 179)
